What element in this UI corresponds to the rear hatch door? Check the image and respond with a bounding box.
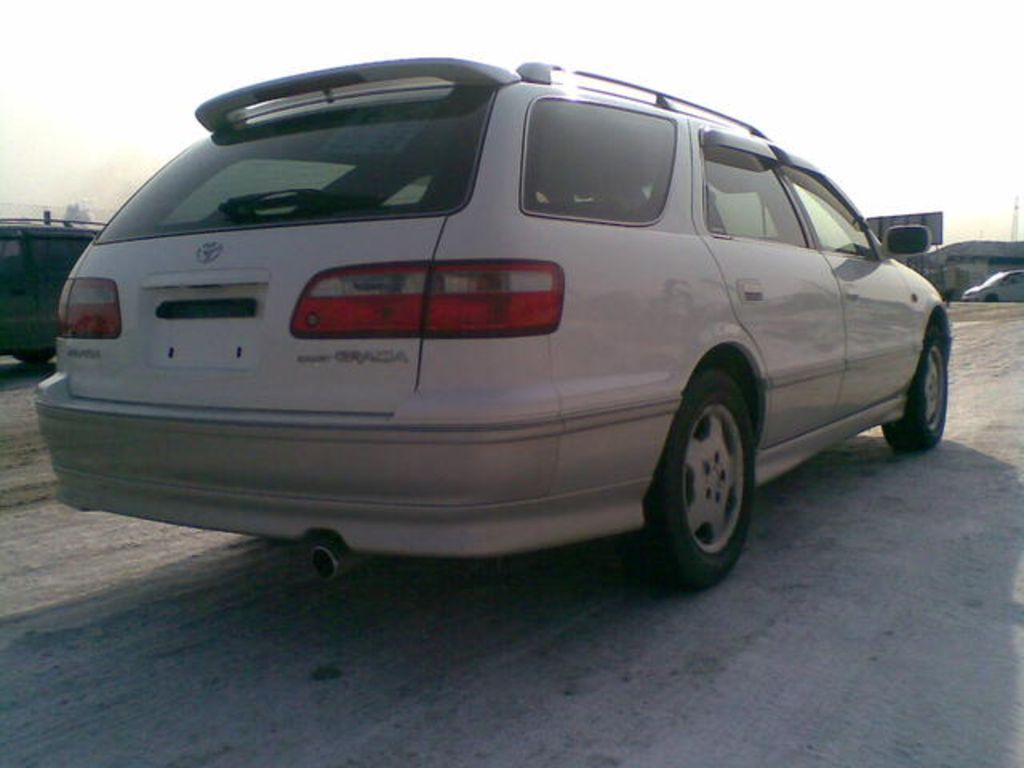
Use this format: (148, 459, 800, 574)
(67, 220, 443, 414)
(63, 81, 496, 415)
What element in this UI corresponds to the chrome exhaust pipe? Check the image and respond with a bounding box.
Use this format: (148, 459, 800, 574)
(309, 533, 347, 580)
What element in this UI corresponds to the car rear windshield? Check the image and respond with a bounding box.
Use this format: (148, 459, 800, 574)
(99, 87, 496, 243)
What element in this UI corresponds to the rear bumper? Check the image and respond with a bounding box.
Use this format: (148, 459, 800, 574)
(36, 375, 654, 556)
(48, 466, 645, 557)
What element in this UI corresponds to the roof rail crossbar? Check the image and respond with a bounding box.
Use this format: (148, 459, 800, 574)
(196, 58, 520, 132)
(516, 62, 767, 139)
(0, 217, 103, 229)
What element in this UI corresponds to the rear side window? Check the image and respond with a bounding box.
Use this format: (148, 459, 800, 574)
(522, 100, 675, 225)
(704, 146, 806, 247)
(30, 236, 91, 277)
(99, 87, 496, 243)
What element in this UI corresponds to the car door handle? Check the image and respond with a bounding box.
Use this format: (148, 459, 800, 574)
(843, 286, 860, 301)
(737, 279, 764, 302)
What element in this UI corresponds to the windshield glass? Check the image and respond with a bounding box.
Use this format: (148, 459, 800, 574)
(99, 87, 495, 243)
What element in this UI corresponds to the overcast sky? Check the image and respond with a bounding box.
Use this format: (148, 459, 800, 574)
(2, 0, 1021, 244)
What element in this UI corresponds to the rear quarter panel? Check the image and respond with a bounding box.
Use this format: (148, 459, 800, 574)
(425, 89, 752, 496)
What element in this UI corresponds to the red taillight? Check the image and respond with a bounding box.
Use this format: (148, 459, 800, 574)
(290, 263, 428, 338)
(425, 262, 563, 337)
(291, 261, 563, 339)
(58, 278, 121, 339)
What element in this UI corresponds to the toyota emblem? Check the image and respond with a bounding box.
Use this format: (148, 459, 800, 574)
(196, 242, 223, 264)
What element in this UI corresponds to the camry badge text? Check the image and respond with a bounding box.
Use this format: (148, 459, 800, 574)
(65, 348, 102, 360)
(196, 242, 224, 264)
(297, 350, 411, 365)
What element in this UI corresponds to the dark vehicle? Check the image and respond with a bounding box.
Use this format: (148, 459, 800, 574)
(0, 219, 100, 364)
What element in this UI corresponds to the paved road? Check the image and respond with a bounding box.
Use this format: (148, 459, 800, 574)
(1, 305, 1022, 768)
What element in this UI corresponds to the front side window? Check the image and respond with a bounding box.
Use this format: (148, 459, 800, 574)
(703, 146, 806, 247)
(99, 86, 496, 243)
(522, 100, 675, 225)
(784, 168, 873, 258)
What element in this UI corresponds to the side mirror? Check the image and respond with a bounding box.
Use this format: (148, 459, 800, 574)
(885, 225, 931, 256)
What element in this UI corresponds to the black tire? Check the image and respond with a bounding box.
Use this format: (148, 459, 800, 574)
(624, 370, 755, 590)
(984, 294, 999, 303)
(12, 348, 55, 365)
(882, 324, 948, 452)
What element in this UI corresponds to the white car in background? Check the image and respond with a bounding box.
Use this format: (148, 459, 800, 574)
(961, 270, 1024, 302)
(36, 59, 948, 589)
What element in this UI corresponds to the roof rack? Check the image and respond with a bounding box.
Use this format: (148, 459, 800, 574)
(0, 217, 103, 229)
(516, 63, 767, 139)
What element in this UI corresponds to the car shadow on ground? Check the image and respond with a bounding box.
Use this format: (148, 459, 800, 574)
(0, 355, 54, 392)
(1, 435, 1020, 767)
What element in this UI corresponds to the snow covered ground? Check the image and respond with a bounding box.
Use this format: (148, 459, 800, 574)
(1, 303, 1022, 768)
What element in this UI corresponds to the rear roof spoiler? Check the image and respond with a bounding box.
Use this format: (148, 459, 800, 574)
(195, 58, 520, 132)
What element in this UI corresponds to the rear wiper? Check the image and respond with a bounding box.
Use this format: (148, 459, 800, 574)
(218, 188, 380, 222)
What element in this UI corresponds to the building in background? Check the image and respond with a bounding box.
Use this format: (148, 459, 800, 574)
(922, 241, 1024, 299)
(865, 210, 1024, 299)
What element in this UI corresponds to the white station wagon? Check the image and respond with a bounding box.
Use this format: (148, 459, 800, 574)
(961, 270, 1024, 302)
(36, 59, 950, 588)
